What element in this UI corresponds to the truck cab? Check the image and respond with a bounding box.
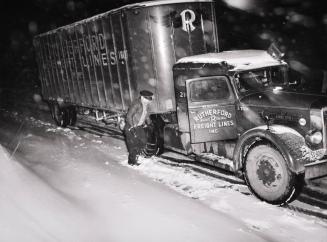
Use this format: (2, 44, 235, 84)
(166, 49, 327, 204)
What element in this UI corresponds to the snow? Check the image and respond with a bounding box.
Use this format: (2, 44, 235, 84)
(269, 125, 303, 137)
(198, 152, 234, 168)
(0, 108, 327, 241)
(267, 125, 327, 161)
(127, 157, 327, 242)
(177, 50, 286, 71)
(300, 146, 326, 162)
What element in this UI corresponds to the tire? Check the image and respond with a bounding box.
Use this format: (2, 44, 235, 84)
(141, 118, 165, 158)
(143, 115, 165, 157)
(142, 125, 161, 158)
(244, 144, 304, 205)
(68, 106, 77, 126)
(49, 103, 55, 120)
(53, 104, 69, 127)
(152, 115, 165, 155)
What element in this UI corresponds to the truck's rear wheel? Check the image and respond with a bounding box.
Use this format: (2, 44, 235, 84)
(142, 115, 165, 158)
(49, 103, 55, 120)
(244, 144, 304, 205)
(142, 125, 163, 158)
(52, 104, 69, 127)
(68, 106, 77, 126)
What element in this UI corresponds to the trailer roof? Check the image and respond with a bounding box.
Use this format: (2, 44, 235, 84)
(176, 50, 286, 71)
(118, 0, 213, 8)
(36, 0, 214, 37)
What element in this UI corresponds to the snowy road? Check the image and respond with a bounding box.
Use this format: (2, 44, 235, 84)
(0, 107, 327, 242)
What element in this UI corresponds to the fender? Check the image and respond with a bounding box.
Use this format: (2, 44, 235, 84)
(233, 125, 307, 175)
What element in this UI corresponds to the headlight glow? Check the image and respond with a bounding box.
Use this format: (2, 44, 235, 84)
(310, 109, 323, 130)
(308, 131, 323, 144)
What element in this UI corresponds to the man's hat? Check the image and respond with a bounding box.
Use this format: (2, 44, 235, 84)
(140, 90, 153, 100)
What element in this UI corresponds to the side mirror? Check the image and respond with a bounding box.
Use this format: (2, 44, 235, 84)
(267, 43, 284, 61)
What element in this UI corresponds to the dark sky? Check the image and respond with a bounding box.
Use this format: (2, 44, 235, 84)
(0, 0, 326, 89)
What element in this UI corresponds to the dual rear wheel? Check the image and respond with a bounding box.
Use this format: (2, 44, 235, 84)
(50, 103, 77, 127)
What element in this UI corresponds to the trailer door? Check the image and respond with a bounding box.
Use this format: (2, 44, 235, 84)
(186, 76, 238, 143)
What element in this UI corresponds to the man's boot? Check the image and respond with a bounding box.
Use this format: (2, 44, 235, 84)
(128, 154, 140, 166)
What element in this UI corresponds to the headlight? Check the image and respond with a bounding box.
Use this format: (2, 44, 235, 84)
(310, 109, 323, 130)
(307, 131, 323, 144)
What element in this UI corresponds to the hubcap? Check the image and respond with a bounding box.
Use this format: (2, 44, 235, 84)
(256, 155, 283, 189)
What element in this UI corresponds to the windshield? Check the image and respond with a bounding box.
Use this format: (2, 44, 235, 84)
(234, 66, 287, 94)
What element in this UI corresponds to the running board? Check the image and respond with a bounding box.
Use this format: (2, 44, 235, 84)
(196, 153, 234, 172)
(161, 152, 234, 172)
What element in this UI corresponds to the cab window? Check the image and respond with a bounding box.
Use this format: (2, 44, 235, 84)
(190, 77, 231, 102)
(235, 66, 287, 93)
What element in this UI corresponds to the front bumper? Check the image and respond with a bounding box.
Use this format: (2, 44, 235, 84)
(305, 159, 327, 180)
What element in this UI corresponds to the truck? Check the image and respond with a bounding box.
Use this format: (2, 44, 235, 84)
(34, 0, 327, 205)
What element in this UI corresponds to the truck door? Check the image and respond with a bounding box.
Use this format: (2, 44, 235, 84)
(186, 76, 238, 143)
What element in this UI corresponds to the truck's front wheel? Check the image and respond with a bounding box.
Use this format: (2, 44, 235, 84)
(244, 144, 304, 205)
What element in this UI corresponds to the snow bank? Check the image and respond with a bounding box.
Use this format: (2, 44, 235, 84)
(0, 145, 93, 242)
(122, 156, 327, 242)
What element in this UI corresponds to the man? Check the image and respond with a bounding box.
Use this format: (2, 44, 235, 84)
(124, 90, 154, 165)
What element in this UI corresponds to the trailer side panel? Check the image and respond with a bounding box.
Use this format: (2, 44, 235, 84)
(34, 1, 217, 113)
